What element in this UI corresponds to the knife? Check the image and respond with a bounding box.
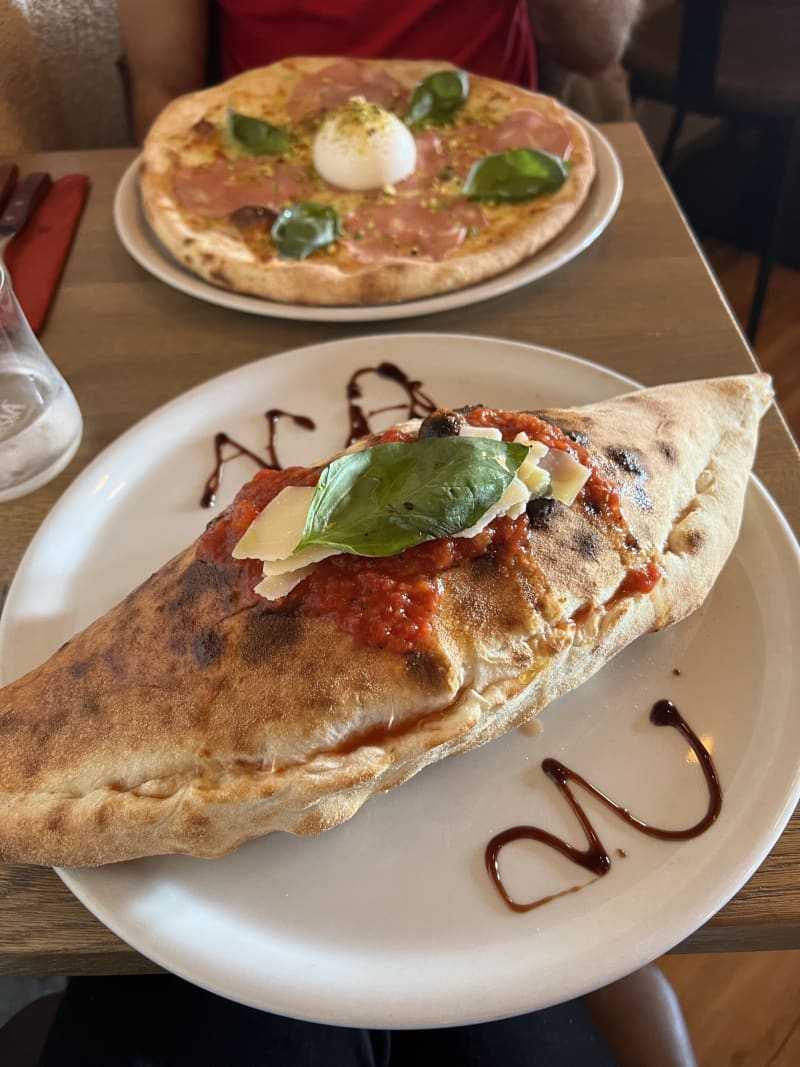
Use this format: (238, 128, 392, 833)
(0, 171, 53, 267)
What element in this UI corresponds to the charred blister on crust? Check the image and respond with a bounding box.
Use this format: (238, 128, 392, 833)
(240, 609, 304, 665)
(210, 268, 232, 287)
(193, 629, 224, 668)
(404, 649, 451, 690)
(573, 529, 600, 561)
(604, 445, 652, 513)
(46, 808, 66, 834)
(185, 812, 211, 835)
(627, 483, 653, 513)
(23, 755, 41, 780)
(80, 691, 101, 717)
(29, 709, 68, 743)
(685, 529, 704, 553)
(564, 428, 591, 447)
(535, 413, 592, 447)
(605, 446, 647, 478)
(470, 558, 533, 631)
(171, 559, 234, 615)
(103, 641, 130, 680)
(526, 496, 560, 529)
(0, 713, 17, 734)
(658, 440, 679, 464)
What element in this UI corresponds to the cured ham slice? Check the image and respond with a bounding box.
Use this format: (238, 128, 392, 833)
(343, 198, 487, 261)
(172, 160, 315, 218)
(286, 59, 407, 121)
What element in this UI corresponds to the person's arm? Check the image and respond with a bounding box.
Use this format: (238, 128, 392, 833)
(527, 0, 642, 77)
(117, 0, 209, 142)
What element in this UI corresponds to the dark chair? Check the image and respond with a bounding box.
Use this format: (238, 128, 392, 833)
(624, 0, 800, 340)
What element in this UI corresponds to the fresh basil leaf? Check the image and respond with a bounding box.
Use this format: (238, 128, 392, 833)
(406, 69, 469, 127)
(463, 148, 568, 202)
(271, 202, 340, 260)
(227, 107, 290, 155)
(295, 436, 529, 557)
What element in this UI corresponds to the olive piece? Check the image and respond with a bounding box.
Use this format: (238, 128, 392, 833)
(418, 409, 464, 439)
(526, 496, 559, 529)
(191, 118, 215, 137)
(229, 205, 278, 231)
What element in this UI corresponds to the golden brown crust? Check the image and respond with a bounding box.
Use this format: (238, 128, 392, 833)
(139, 56, 595, 305)
(0, 374, 772, 866)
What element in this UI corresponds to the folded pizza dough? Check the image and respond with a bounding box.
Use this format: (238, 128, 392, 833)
(0, 374, 772, 866)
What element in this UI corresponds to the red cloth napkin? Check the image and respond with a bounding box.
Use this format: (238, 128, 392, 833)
(4, 174, 90, 334)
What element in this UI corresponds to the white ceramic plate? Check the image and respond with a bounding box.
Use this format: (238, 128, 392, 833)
(113, 120, 622, 322)
(2, 335, 799, 1030)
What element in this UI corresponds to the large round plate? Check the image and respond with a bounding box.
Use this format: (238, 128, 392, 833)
(113, 120, 622, 322)
(2, 335, 798, 1029)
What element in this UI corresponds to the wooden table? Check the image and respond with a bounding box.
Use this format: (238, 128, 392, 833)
(1, 125, 798, 976)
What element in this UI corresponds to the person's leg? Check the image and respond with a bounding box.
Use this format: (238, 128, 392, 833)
(38, 974, 391, 1067)
(390, 999, 620, 1067)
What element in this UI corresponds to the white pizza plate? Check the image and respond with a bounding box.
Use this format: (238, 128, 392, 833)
(113, 120, 622, 322)
(2, 335, 799, 1030)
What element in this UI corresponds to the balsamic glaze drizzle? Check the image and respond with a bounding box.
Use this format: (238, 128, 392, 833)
(264, 408, 316, 469)
(345, 362, 437, 445)
(202, 362, 436, 505)
(201, 434, 271, 509)
(200, 410, 316, 507)
(485, 701, 722, 913)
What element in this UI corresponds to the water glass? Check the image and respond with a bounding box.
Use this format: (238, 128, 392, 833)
(0, 264, 83, 501)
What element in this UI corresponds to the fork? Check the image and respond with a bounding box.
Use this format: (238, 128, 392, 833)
(0, 167, 53, 276)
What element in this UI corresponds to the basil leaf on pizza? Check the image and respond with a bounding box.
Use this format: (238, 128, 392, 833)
(406, 69, 469, 127)
(464, 149, 569, 202)
(271, 202, 340, 259)
(295, 437, 529, 557)
(227, 108, 290, 155)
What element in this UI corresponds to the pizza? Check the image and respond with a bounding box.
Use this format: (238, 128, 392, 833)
(139, 56, 596, 305)
(0, 373, 771, 866)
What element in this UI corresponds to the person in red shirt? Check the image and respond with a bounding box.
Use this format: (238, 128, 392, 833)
(117, 0, 641, 142)
(217, 0, 539, 87)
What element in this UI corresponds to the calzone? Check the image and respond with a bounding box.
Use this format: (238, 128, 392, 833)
(0, 374, 772, 866)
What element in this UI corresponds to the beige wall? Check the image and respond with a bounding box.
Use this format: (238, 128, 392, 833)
(0, 0, 128, 155)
